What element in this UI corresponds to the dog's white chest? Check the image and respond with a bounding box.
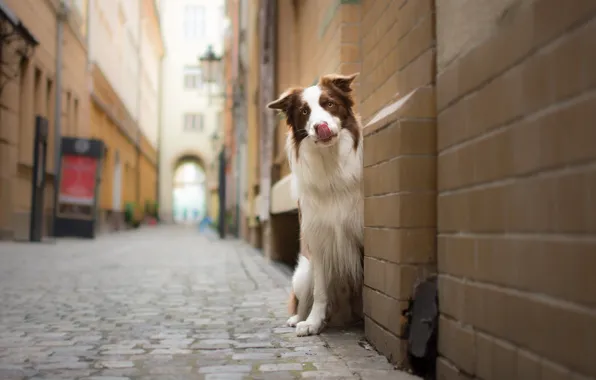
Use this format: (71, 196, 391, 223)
(289, 130, 364, 246)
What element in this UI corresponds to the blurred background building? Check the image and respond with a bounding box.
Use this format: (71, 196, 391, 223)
(86, 0, 163, 233)
(0, 0, 164, 238)
(158, 0, 225, 224)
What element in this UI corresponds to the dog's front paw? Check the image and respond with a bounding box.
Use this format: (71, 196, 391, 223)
(286, 315, 300, 327)
(295, 319, 323, 336)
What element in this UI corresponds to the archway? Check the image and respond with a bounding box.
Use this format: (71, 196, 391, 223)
(172, 155, 207, 224)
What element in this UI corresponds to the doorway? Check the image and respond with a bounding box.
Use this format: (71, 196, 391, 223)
(172, 161, 206, 223)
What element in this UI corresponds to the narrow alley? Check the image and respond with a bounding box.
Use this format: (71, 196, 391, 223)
(0, 227, 416, 380)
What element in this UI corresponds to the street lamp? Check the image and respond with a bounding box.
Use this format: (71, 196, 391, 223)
(198, 44, 222, 105)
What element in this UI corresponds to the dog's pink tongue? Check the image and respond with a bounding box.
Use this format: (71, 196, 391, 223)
(317, 123, 333, 140)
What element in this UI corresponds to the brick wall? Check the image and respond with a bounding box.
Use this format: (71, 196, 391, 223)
(360, 0, 435, 123)
(265, 0, 596, 373)
(274, 0, 362, 180)
(361, 0, 437, 365)
(264, 0, 363, 263)
(436, 1, 596, 378)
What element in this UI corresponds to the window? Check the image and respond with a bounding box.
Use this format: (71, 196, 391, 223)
(184, 113, 204, 132)
(184, 5, 204, 39)
(183, 66, 202, 90)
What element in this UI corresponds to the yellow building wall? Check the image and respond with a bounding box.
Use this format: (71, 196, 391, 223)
(89, 101, 138, 211)
(139, 155, 157, 208)
(209, 190, 220, 224)
(0, 0, 89, 239)
(89, 65, 157, 216)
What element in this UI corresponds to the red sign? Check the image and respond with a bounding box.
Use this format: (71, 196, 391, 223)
(58, 155, 98, 205)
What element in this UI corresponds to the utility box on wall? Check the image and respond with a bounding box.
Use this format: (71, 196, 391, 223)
(53, 137, 105, 239)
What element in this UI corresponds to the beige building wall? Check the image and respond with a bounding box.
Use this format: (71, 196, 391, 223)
(85, 0, 161, 231)
(88, 0, 141, 121)
(0, 0, 89, 240)
(158, 0, 225, 222)
(139, 10, 162, 147)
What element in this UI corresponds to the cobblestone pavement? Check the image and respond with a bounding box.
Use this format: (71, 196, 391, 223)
(0, 226, 419, 380)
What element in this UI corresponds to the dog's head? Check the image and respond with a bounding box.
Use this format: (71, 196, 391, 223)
(267, 73, 359, 149)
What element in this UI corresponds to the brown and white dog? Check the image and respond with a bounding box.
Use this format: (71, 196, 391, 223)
(268, 73, 363, 336)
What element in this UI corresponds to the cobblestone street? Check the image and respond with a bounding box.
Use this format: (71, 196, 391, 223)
(0, 226, 417, 380)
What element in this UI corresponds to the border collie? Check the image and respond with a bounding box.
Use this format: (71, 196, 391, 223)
(268, 73, 363, 336)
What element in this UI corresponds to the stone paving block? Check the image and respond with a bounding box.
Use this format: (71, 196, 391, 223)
(149, 348, 192, 355)
(147, 365, 194, 375)
(93, 369, 141, 377)
(97, 360, 135, 369)
(259, 362, 305, 372)
(35, 361, 90, 370)
(198, 364, 252, 373)
(204, 374, 246, 380)
(231, 352, 276, 360)
(100, 349, 145, 355)
(251, 372, 297, 380)
(234, 341, 274, 349)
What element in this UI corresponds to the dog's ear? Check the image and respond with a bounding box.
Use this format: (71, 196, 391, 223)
(320, 73, 359, 93)
(267, 89, 297, 113)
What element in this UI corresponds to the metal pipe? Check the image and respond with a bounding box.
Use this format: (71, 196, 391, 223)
(136, 1, 143, 206)
(155, 43, 165, 221)
(52, 2, 68, 236)
(156, 50, 164, 218)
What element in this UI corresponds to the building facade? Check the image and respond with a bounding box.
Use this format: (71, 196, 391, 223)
(87, 0, 163, 232)
(158, 0, 225, 223)
(0, 0, 89, 240)
(226, 0, 596, 377)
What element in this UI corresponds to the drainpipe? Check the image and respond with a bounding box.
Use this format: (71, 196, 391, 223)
(52, 1, 69, 236)
(136, 1, 143, 208)
(85, 0, 91, 61)
(156, 52, 164, 218)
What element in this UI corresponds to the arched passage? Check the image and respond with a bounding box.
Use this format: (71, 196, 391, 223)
(172, 154, 207, 223)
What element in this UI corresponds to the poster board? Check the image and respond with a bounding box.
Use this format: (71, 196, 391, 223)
(53, 137, 105, 239)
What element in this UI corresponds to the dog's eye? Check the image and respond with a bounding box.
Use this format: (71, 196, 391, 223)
(301, 109, 308, 115)
(327, 102, 334, 107)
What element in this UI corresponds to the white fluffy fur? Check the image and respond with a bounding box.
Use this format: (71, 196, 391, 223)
(287, 255, 313, 327)
(286, 85, 364, 336)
